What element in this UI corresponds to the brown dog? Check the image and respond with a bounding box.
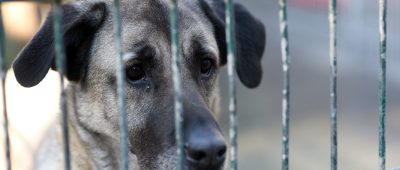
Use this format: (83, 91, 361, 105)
(12, 0, 265, 169)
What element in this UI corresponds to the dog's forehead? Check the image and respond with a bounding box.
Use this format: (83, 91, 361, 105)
(119, 0, 216, 47)
(90, 0, 218, 72)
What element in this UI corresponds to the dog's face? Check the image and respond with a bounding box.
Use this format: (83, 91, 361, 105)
(13, 0, 265, 169)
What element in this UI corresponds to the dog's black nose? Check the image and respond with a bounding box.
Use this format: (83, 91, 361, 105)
(185, 134, 226, 168)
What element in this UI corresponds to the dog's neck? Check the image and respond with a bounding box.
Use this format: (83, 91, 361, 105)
(62, 119, 97, 170)
(66, 84, 139, 170)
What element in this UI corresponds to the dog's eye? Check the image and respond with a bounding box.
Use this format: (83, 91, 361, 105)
(127, 64, 145, 81)
(200, 58, 213, 77)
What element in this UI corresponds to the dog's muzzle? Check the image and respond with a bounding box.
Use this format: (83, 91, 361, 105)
(184, 126, 226, 169)
(185, 140, 226, 169)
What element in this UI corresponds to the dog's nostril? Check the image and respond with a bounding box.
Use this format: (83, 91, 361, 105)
(185, 140, 227, 168)
(217, 146, 226, 159)
(187, 149, 207, 162)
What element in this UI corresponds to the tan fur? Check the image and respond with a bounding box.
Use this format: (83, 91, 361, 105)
(10, 0, 265, 169)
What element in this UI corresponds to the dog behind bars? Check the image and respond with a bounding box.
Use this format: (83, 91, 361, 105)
(12, 0, 265, 169)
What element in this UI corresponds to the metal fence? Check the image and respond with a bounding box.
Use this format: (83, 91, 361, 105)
(0, 0, 396, 170)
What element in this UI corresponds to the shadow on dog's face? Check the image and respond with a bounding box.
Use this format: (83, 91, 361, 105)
(13, 0, 265, 169)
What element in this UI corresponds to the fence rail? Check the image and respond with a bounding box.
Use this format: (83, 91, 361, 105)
(0, 0, 396, 170)
(224, 0, 238, 169)
(111, 0, 129, 170)
(328, 0, 337, 170)
(167, 0, 184, 169)
(278, 0, 290, 169)
(52, 0, 71, 169)
(0, 4, 11, 170)
(378, 0, 387, 170)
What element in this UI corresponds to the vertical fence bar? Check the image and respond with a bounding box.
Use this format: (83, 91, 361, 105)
(278, 0, 290, 169)
(0, 4, 11, 170)
(378, 0, 387, 170)
(328, 0, 338, 170)
(52, 0, 71, 169)
(224, 0, 238, 169)
(112, 0, 129, 170)
(168, 0, 184, 169)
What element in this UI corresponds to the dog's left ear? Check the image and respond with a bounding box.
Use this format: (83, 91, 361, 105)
(13, 2, 107, 87)
(200, 0, 266, 88)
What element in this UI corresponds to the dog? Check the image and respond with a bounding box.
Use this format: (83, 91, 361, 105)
(12, 0, 265, 169)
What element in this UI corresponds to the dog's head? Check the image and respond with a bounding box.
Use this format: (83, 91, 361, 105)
(13, 0, 265, 169)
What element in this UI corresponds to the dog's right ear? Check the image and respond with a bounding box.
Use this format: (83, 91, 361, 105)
(13, 2, 107, 87)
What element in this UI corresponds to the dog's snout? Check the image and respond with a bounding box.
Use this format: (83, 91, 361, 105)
(185, 133, 226, 168)
(182, 92, 227, 169)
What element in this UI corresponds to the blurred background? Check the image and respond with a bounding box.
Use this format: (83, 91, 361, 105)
(0, 0, 400, 169)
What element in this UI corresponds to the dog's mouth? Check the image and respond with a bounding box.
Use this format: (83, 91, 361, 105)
(184, 161, 225, 170)
(131, 145, 226, 170)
